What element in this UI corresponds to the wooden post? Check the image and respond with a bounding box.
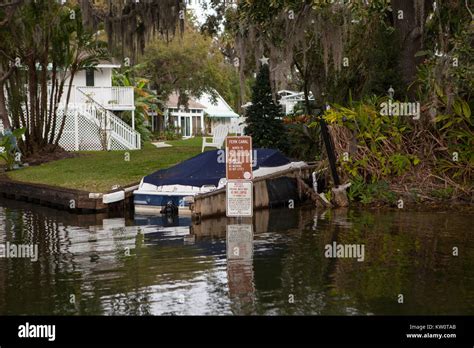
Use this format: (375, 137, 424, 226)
(319, 117, 340, 187)
(200, 111, 205, 135)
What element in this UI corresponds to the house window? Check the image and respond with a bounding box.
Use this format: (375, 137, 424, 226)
(85, 68, 95, 87)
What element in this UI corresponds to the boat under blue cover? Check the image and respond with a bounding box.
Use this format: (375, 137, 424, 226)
(142, 149, 291, 188)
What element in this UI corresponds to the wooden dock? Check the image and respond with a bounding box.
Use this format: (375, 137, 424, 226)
(0, 175, 137, 213)
(191, 164, 318, 221)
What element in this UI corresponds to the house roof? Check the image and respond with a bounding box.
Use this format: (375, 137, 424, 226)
(96, 63, 121, 68)
(279, 91, 314, 102)
(96, 58, 121, 69)
(166, 92, 206, 110)
(195, 92, 239, 118)
(278, 89, 299, 96)
(76, 54, 121, 69)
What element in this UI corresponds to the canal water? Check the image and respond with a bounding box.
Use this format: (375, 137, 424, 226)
(0, 197, 472, 315)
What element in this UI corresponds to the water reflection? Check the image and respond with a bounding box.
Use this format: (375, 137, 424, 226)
(226, 224, 255, 314)
(0, 197, 473, 315)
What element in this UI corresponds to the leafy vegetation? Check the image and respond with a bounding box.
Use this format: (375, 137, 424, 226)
(0, 128, 26, 171)
(211, 0, 473, 204)
(113, 67, 160, 143)
(347, 178, 397, 205)
(283, 104, 322, 161)
(139, 17, 241, 113)
(0, 1, 108, 156)
(322, 99, 419, 182)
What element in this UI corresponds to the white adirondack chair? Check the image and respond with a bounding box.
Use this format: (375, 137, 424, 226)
(202, 125, 228, 152)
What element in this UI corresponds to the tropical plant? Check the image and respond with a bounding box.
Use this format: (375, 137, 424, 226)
(347, 177, 397, 205)
(283, 102, 322, 161)
(0, 1, 108, 155)
(0, 128, 26, 171)
(321, 98, 420, 182)
(113, 67, 161, 143)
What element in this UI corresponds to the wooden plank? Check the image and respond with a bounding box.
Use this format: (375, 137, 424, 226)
(193, 164, 319, 220)
(0, 175, 106, 211)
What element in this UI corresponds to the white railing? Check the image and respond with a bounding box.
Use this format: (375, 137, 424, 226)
(77, 89, 141, 150)
(24, 85, 134, 110)
(6, 86, 140, 151)
(77, 86, 134, 109)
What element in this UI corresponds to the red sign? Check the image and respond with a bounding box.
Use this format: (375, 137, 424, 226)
(226, 136, 253, 180)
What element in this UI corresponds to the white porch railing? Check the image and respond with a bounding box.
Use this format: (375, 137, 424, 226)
(7, 85, 139, 150)
(26, 85, 134, 110)
(77, 89, 141, 150)
(77, 86, 134, 109)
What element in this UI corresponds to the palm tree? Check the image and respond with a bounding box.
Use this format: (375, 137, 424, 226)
(113, 67, 163, 143)
(1, 1, 109, 155)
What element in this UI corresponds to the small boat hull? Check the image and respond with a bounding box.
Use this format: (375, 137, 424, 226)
(133, 192, 195, 215)
(135, 204, 193, 215)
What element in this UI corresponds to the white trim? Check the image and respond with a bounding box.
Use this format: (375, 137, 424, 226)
(96, 64, 121, 69)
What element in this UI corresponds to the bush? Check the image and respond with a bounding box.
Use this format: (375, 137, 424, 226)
(0, 128, 26, 171)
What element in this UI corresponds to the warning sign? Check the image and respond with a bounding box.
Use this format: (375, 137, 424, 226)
(226, 136, 253, 180)
(226, 180, 253, 217)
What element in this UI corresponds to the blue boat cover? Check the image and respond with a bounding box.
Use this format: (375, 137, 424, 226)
(143, 149, 290, 187)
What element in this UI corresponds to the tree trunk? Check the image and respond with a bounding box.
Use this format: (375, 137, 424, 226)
(0, 84, 11, 130)
(0, 66, 14, 130)
(391, 0, 433, 96)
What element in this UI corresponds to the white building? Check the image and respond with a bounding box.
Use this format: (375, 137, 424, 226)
(153, 90, 239, 137)
(164, 92, 206, 138)
(3, 61, 140, 151)
(240, 90, 314, 116)
(195, 92, 239, 134)
(278, 90, 314, 115)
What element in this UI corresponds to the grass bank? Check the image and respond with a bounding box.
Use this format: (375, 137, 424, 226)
(7, 138, 203, 193)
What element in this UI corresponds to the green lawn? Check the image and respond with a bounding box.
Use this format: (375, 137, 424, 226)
(7, 138, 203, 193)
(165, 136, 204, 148)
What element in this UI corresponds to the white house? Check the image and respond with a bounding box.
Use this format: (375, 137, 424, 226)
(163, 92, 206, 138)
(57, 61, 140, 151)
(278, 90, 314, 115)
(240, 90, 314, 116)
(152, 90, 240, 137)
(2, 60, 140, 151)
(195, 92, 239, 134)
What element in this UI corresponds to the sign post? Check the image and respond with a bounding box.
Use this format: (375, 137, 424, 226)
(225, 136, 253, 218)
